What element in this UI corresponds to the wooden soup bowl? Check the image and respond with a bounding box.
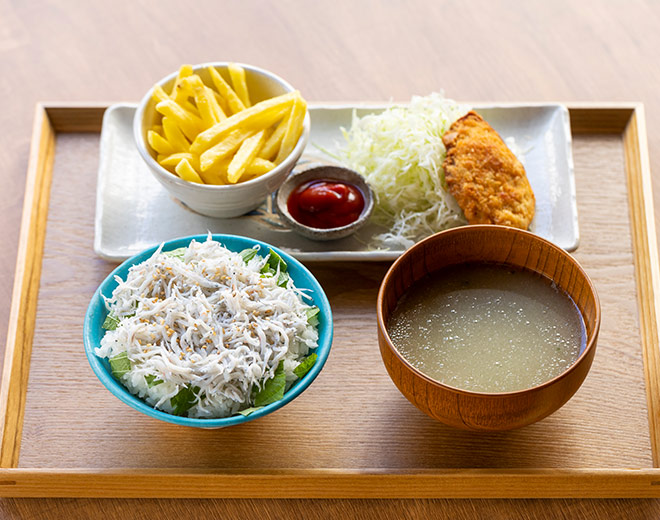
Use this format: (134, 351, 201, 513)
(376, 225, 600, 431)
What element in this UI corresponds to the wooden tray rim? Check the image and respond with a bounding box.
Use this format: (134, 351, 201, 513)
(0, 102, 657, 498)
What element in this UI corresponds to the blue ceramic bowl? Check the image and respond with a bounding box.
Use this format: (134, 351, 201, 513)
(83, 234, 333, 428)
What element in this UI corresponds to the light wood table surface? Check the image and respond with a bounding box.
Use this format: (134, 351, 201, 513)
(1, 0, 660, 517)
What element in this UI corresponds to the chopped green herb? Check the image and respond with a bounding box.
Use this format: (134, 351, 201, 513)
(253, 361, 286, 407)
(239, 247, 259, 263)
(170, 385, 200, 416)
(260, 249, 289, 287)
(102, 313, 120, 331)
(265, 249, 287, 272)
(293, 353, 318, 379)
(109, 352, 131, 379)
(164, 247, 187, 261)
(237, 406, 263, 417)
(276, 271, 289, 287)
(145, 374, 163, 387)
(306, 306, 320, 327)
(102, 311, 135, 330)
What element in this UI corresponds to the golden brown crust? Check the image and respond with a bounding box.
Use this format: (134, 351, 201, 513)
(442, 111, 535, 229)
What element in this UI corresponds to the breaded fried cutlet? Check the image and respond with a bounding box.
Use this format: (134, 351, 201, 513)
(442, 111, 535, 229)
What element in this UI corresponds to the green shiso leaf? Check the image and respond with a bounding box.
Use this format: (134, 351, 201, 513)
(253, 361, 286, 407)
(237, 406, 263, 417)
(102, 313, 120, 331)
(102, 312, 135, 330)
(109, 352, 131, 379)
(145, 374, 163, 387)
(266, 249, 287, 273)
(164, 247, 187, 261)
(306, 306, 320, 327)
(239, 247, 259, 263)
(170, 385, 200, 416)
(260, 249, 289, 287)
(276, 271, 289, 287)
(293, 353, 317, 379)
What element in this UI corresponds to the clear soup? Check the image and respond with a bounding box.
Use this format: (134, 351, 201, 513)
(387, 263, 586, 393)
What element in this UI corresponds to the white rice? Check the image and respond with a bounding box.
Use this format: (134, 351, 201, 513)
(95, 237, 319, 418)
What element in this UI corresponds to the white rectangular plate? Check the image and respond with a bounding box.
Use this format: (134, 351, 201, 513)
(94, 103, 578, 262)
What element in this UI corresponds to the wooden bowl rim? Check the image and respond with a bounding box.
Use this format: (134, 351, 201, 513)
(376, 224, 601, 398)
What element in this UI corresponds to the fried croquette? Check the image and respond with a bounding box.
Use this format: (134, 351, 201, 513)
(442, 111, 535, 229)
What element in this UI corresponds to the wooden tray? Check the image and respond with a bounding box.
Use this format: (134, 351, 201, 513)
(0, 103, 658, 498)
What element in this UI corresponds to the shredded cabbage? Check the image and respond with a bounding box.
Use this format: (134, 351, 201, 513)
(340, 93, 470, 249)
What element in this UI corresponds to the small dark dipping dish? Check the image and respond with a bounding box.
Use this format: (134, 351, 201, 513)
(377, 225, 601, 431)
(276, 162, 374, 241)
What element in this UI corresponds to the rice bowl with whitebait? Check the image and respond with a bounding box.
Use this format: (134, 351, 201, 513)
(92, 235, 323, 420)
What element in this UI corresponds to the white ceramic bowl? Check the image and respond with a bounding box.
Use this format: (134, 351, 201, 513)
(133, 62, 310, 218)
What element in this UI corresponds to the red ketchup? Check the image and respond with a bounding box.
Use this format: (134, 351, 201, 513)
(287, 179, 365, 229)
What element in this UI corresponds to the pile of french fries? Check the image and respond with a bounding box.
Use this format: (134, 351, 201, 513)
(146, 64, 307, 185)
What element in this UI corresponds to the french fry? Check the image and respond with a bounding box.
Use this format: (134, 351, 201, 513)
(154, 83, 196, 114)
(198, 157, 231, 185)
(200, 127, 256, 172)
(227, 130, 266, 183)
(207, 66, 246, 114)
(258, 115, 289, 161)
(162, 117, 190, 153)
(155, 99, 204, 142)
(211, 89, 230, 117)
(152, 84, 170, 104)
(148, 130, 175, 155)
(190, 91, 297, 155)
(175, 158, 204, 184)
(205, 87, 227, 121)
(194, 86, 226, 127)
(170, 64, 194, 97)
(176, 75, 204, 97)
(173, 74, 205, 113)
(245, 157, 275, 176)
(228, 63, 251, 108)
(158, 152, 200, 171)
(171, 73, 203, 117)
(275, 94, 307, 164)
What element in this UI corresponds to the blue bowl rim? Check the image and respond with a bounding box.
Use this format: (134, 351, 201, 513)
(83, 233, 333, 428)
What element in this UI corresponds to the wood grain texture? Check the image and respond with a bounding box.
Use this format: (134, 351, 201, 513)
(3, 0, 660, 516)
(45, 105, 106, 133)
(0, 105, 54, 469)
(1, 497, 659, 520)
(0, 468, 660, 499)
(623, 107, 660, 466)
(568, 105, 635, 134)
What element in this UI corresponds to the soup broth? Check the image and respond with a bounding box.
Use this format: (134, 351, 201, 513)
(387, 263, 586, 393)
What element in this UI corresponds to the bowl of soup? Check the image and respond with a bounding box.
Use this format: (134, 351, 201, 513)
(376, 225, 600, 431)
